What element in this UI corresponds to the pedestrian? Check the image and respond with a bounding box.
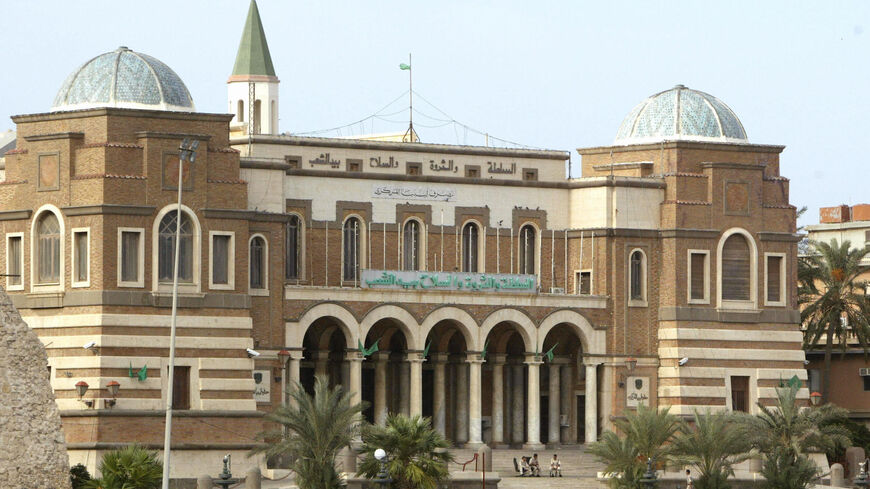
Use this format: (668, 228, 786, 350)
(529, 453, 541, 476)
(549, 454, 562, 477)
(686, 469, 694, 489)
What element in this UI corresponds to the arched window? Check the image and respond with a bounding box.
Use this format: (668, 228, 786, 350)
(403, 220, 420, 271)
(343, 217, 361, 281)
(722, 234, 751, 301)
(158, 211, 194, 283)
(461, 222, 479, 272)
(237, 100, 244, 122)
(250, 236, 266, 289)
(519, 225, 536, 275)
(253, 100, 261, 134)
(629, 250, 645, 301)
(285, 215, 301, 280)
(36, 212, 60, 284)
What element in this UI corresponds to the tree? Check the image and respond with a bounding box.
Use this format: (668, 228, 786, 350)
(84, 445, 162, 489)
(251, 376, 366, 489)
(800, 239, 870, 402)
(671, 411, 750, 489)
(588, 404, 680, 489)
(70, 463, 91, 489)
(742, 384, 850, 489)
(357, 414, 452, 489)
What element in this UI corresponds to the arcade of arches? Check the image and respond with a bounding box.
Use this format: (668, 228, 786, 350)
(283, 305, 605, 448)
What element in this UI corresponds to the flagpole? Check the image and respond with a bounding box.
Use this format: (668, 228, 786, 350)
(409, 53, 413, 139)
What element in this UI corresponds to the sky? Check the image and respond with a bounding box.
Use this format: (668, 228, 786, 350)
(1, 1, 868, 228)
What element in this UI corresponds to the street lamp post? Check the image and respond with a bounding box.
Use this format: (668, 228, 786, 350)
(639, 458, 658, 489)
(855, 458, 870, 489)
(374, 448, 392, 489)
(160, 138, 199, 489)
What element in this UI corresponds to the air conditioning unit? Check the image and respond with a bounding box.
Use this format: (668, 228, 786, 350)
(549, 287, 565, 294)
(859, 368, 870, 377)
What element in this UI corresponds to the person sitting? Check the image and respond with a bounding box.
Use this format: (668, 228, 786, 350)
(529, 453, 541, 477)
(520, 456, 532, 476)
(550, 454, 562, 477)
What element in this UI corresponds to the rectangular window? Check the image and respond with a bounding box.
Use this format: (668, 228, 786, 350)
(576, 271, 591, 295)
(688, 251, 709, 303)
(212, 234, 230, 285)
(6, 234, 23, 289)
(118, 228, 144, 287)
(864, 376, 870, 392)
(171, 366, 191, 410)
(766, 254, 784, 304)
(72, 229, 89, 286)
(731, 376, 749, 412)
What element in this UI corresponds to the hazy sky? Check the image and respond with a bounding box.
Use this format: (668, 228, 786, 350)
(2, 1, 868, 227)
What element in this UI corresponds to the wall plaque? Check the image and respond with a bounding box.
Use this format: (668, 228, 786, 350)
(372, 184, 455, 202)
(626, 376, 650, 407)
(253, 369, 271, 404)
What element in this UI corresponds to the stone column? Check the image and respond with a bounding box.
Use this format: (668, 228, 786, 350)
(548, 362, 561, 446)
(286, 351, 302, 407)
(560, 361, 574, 443)
(345, 351, 364, 406)
(313, 350, 330, 380)
(454, 360, 469, 445)
(585, 362, 598, 443)
(490, 354, 507, 447)
(430, 353, 447, 437)
(372, 351, 390, 425)
(466, 354, 484, 448)
(407, 353, 425, 417)
(524, 356, 544, 449)
(511, 363, 524, 445)
(399, 359, 410, 415)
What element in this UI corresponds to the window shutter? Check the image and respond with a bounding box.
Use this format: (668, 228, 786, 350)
(722, 235, 751, 301)
(690, 253, 705, 300)
(767, 256, 782, 302)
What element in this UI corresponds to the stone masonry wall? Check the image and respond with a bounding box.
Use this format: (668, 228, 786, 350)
(0, 286, 71, 488)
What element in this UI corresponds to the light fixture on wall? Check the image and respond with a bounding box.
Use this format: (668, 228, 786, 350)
(104, 380, 120, 408)
(75, 381, 93, 408)
(810, 391, 822, 407)
(618, 356, 638, 388)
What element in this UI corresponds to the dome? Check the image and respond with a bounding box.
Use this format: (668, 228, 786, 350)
(614, 85, 746, 145)
(51, 47, 195, 112)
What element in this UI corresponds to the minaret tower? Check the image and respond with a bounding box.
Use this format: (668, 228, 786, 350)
(228, 0, 279, 136)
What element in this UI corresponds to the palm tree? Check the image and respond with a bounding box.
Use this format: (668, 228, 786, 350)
(251, 376, 366, 489)
(357, 414, 452, 489)
(741, 384, 850, 489)
(671, 411, 750, 489)
(84, 445, 162, 489)
(588, 404, 680, 489)
(800, 239, 870, 402)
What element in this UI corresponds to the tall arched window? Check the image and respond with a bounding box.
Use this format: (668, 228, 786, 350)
(343, 217, 361, 281)
(158, 211, 194, 283)
(36, 212, 60, 284)
(286, 215, 301, 279)
(629, 250, 645, 300)
(461, 222, 479, 272)
(403, 220, 420, 271)
(237, 100, 244, 122)
(253, 100, 262, 134)
(250, 236, 266, 289)
(519, 225, 536, 275)
(722, 234, 751, 301)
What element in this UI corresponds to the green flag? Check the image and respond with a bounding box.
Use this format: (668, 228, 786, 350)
(137, 365, 147, 381)
(399, 63, 411, 70)
(129, 363, 135, 379)
(422, 341, 431, 359)
(480, 339, 490, 360)
(544, 343, 558, 362)
(788, 375, 801, 391)
(360, 339, 380, 357)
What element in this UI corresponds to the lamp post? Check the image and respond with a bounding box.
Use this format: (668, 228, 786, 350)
(374, 448, 392, 489)
(161, 138, 199, 489)
(854, 458, 870, 489)
(810, 391, 822, 407)
(638, 458, 658, 489)
(105, 380, 120, 408)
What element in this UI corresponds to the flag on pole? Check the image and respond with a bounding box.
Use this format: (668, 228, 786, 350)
(129, 363, 135, 379)
(543, 343, 558, 362)
(359, 339, 380, 357)
(137, 365, 147, 381)
(423, 341, 431, 359)
(480, 339, 490, 360)
(399, 63, 411, 70)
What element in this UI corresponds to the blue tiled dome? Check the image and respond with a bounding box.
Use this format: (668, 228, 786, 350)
(614, 85, 746, 145)
(51, 47, 195, 112)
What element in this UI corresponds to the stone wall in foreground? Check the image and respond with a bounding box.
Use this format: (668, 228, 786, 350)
(0, 287, 71, 488)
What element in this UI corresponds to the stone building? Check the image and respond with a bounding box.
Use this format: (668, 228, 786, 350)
(0, 0, 806, 480)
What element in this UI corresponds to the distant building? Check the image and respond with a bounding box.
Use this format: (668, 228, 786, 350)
(804, 205, 870, 422)
(0, 0, 806, 481)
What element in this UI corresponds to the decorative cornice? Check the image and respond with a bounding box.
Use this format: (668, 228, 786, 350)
(81, 142, 143, 149)
(134, 131, 212, 141)
(11, 107, 233, 123)
(662, 200, 712, 206)
(3, 148, 27, 155)
(207, 178, 247, 185)
(23, 132, 84, 142)
(658, 172, 706, 178)
(0, 210, 32, 221)
(71, 173, 146, 180)
(0, 179, 27, 186)
(578, 140, 785, 155)
(699, 161, 766, 170)
(762, 204, 795, 209)
(62, 204, 156, 216)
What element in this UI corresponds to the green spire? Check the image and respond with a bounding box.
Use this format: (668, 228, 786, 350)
(232, 0, 276, 77)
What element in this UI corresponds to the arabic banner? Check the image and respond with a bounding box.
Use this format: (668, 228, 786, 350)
(361, 269, 537, 293)
(371, 184, 456, 202)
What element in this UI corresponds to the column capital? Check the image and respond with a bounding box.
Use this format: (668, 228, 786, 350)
(345, 351, 365, 362)
(429, 352, 449, 363)
(582, 358, 603, 367)
(465, 353, 485, 364)
(405, 352, 427, 363)
(488, 353, 508, 364)
(524, 354, 544, 366)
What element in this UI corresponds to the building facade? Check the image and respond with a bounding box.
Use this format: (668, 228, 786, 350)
(0, 0, 807, 480)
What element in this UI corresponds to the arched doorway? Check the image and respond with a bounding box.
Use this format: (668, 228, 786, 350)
(540, 323, 583, 446)
(424, 320, 471, 446)
(361, 319, 411, 425)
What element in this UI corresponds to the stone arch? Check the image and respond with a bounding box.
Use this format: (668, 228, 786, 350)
(420, 306, 478, 351)
(360, 304, 420, 350)
(292, 302, 358, 349)
(537, 309, 604, 355)
(479, 308, 535, 352)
